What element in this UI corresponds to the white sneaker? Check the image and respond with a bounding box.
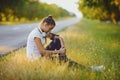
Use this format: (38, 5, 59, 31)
(90, 65, 104, 71)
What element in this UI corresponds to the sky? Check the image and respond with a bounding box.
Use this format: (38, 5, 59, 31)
(40, 0, 83, 18)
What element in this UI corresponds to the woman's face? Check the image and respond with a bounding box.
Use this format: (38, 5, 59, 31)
(42, 22, 55, 32)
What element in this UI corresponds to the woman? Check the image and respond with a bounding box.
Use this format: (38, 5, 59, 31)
(26, 16, 104, 71)
(26, 16, 66, 60)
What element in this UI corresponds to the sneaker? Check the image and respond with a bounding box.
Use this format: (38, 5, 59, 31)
(90, 65, 104, 71)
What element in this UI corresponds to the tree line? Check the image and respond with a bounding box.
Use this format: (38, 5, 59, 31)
(0, 0, 71, 22)
(78, 0, 120, 24)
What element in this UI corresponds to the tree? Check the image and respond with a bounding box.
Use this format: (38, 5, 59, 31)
(78, 0, 120, 23)
(0, 0, 70, 22)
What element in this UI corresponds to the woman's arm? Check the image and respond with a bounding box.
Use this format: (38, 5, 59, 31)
(34, 37, 63, 56)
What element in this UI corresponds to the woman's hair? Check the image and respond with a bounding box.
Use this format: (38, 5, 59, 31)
(42, 15, 55, 26)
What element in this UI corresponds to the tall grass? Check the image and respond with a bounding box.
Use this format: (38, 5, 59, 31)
(0, 18, 120, 80)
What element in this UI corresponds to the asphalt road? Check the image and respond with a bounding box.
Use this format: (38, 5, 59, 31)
(0, 18, 80, 56)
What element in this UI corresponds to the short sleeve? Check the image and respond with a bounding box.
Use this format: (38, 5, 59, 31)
(33, 31, 46, 45)
(34, 31, 42, 39)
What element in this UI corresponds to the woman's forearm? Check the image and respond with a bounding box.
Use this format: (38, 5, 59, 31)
(43, 50, 59, 56)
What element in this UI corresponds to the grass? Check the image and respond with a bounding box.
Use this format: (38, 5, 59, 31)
(0, 18, 120, 80)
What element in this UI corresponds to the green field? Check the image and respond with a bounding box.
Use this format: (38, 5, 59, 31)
(0, 18, 120, 80)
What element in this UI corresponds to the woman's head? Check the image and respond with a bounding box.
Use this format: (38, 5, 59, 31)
(41, 16, 55, 32)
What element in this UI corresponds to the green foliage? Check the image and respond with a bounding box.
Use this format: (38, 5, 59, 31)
(59, 18, 120, 80)
(0, 0, 70, 22)
(78, 0, 120, 23)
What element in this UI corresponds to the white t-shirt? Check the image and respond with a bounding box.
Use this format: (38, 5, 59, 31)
(26, 27, 46, 60)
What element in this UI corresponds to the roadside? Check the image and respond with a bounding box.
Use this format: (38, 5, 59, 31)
(0, 17, 81, 57)
(0, 17, 74, 25)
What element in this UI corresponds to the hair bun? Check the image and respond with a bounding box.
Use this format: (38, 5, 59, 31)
(48, 15, 52, 19)
(42, 15, 55, 26)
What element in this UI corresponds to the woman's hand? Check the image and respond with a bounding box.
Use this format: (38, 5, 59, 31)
(58, 48, 66, 55)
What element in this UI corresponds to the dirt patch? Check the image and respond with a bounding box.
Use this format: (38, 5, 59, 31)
(0, 46, 14, 54)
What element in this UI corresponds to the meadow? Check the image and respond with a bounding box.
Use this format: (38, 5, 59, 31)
(0, 18, 120, 80)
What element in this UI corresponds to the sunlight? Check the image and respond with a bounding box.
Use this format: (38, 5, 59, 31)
(40, 0, 83, 18)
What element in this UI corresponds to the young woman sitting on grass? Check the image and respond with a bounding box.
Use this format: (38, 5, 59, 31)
(27, 15, 66, 60)
(26, 15, 104, 71)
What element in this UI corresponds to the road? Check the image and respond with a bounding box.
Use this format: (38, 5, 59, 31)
(0, 18, 80, 56)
